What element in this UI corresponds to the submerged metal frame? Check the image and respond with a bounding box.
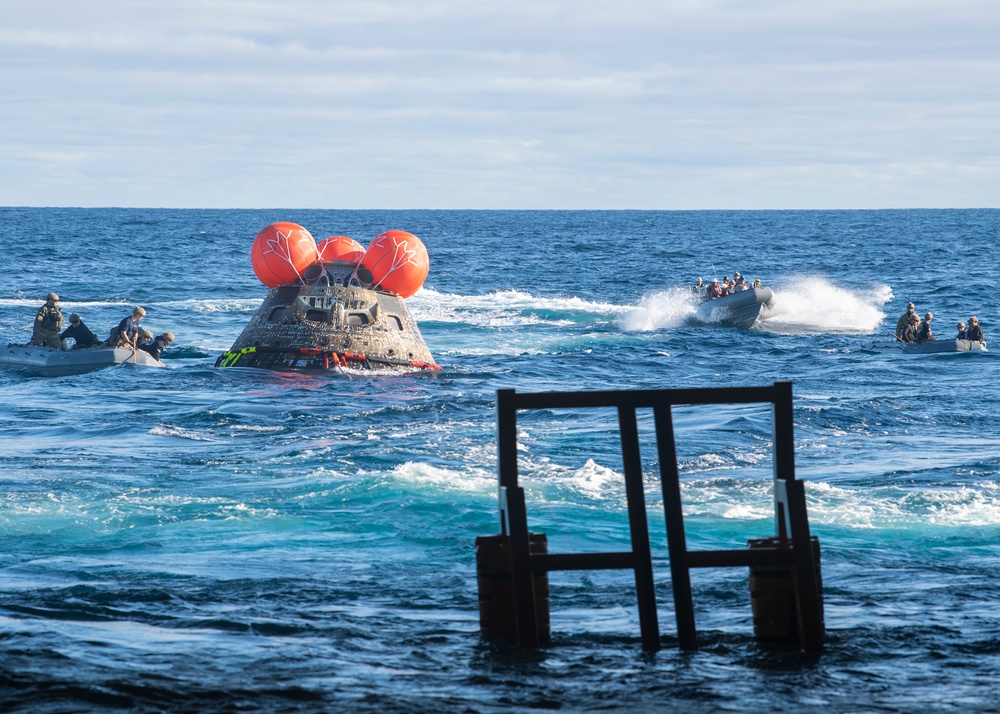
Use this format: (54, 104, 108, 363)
(495, 381, 823, 652)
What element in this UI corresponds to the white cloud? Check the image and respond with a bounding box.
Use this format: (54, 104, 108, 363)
(0, 0, 998, 207)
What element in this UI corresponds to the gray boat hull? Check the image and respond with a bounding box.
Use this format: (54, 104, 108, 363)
(863, 338, 988, 354)
(697, 287, 774, 329)
(0, 345, 164, 377)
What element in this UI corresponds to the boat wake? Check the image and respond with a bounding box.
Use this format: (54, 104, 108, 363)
(759, 277, 891, 334)
(619, 278, 890, 334)
(408, 288, 627, 327)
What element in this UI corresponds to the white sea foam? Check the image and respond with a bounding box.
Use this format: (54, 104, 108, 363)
(806, 479, 1000, 528)
(618, 277, 890, 334)
(0, 297, 131, 309)
(408, 287, 627, 328)
(758, 277, 891, 334)
(0, 297, 261, 313)
(680, 477, 1000, 529)
(388, 460, 495, 493)
(618, 287, 698, 331)
(148, 425, 216, 441)
(158, 298, 263, 313)
(507, 454, 1000, 530)
(562, 458, 625, 498)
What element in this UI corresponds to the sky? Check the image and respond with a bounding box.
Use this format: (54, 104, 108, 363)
(2, 0, 999, 209)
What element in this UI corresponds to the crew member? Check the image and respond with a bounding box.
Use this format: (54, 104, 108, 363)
(915, 312, 934, 343)
(139, 332, 175, 360)
(30, 292, 63, 348)
(967, 316, 985, 343)
(957, 322, 967, 340)
(896, 302, 920, 339)
(693, 277, 707, 299)
(108, 306, 146, 348)
(707, 279, 723, 299)
(60, 313, 102, 349)
(900, 314, 919, 343)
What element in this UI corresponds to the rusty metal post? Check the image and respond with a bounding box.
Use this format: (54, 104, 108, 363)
(496, 389, 540, 647)
(617, 406, 660, 651)
(654, 401, 698, 651)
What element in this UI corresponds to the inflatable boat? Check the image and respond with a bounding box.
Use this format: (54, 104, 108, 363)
(0, 344, 164, 377)
(697, 287, 774, 329)
(862, 338, 988, 354)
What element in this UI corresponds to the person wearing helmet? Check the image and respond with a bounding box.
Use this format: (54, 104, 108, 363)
(895, 302, 921, 340)
(693, 277, 708, 300)
(30, 292, 64, 348)
(60, 312, 102, 349)
(967, 316, 984, 343)
(139, 332, 175, 361)
(900, 313, 920, 343)
(707, 278, 723, 299)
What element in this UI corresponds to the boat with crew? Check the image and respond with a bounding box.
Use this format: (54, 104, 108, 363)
(0, 344, 164, 377)
(696, 286, 774, 329)
(862, 338, 988, 354)
(215, 223, 439, 373)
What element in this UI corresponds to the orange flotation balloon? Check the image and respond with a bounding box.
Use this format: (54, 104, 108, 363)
(358, 230, 429, 298)
(251, 222, 320, 288)
(317, 235, 366, 265)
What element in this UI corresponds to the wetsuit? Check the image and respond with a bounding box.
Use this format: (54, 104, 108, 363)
(139, 336, 169, 360)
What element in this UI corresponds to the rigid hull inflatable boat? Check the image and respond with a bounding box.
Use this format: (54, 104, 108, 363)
(0, 345, 163, 377)
(863, 338, 988, 355)
(697, 286, 774, 329)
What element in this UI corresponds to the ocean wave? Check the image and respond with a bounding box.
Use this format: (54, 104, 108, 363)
(407, 287, 627, 327)
(382, 461, 495, 493)
(507, 457, 1000, 530)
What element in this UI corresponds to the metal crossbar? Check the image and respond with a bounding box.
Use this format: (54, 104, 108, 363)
(495, 381, 823, 652)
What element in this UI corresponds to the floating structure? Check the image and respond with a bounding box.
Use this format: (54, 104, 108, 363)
(697, 286, 774, 329)
(477, 382, 824, 653)
(863, 338, 988, 354)
(216, 222, 439, 373)
(0, 345, 163, 377)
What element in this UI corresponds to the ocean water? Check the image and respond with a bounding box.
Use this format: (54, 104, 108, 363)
(1, 207, 999, 712)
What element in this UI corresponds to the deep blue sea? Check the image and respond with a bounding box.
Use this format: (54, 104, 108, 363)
(1, 208, 999, 712)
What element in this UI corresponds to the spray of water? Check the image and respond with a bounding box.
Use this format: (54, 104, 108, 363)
(619, 278, 891, 334)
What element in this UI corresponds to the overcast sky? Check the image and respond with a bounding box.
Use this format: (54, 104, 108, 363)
(2, 0, 998, 209)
